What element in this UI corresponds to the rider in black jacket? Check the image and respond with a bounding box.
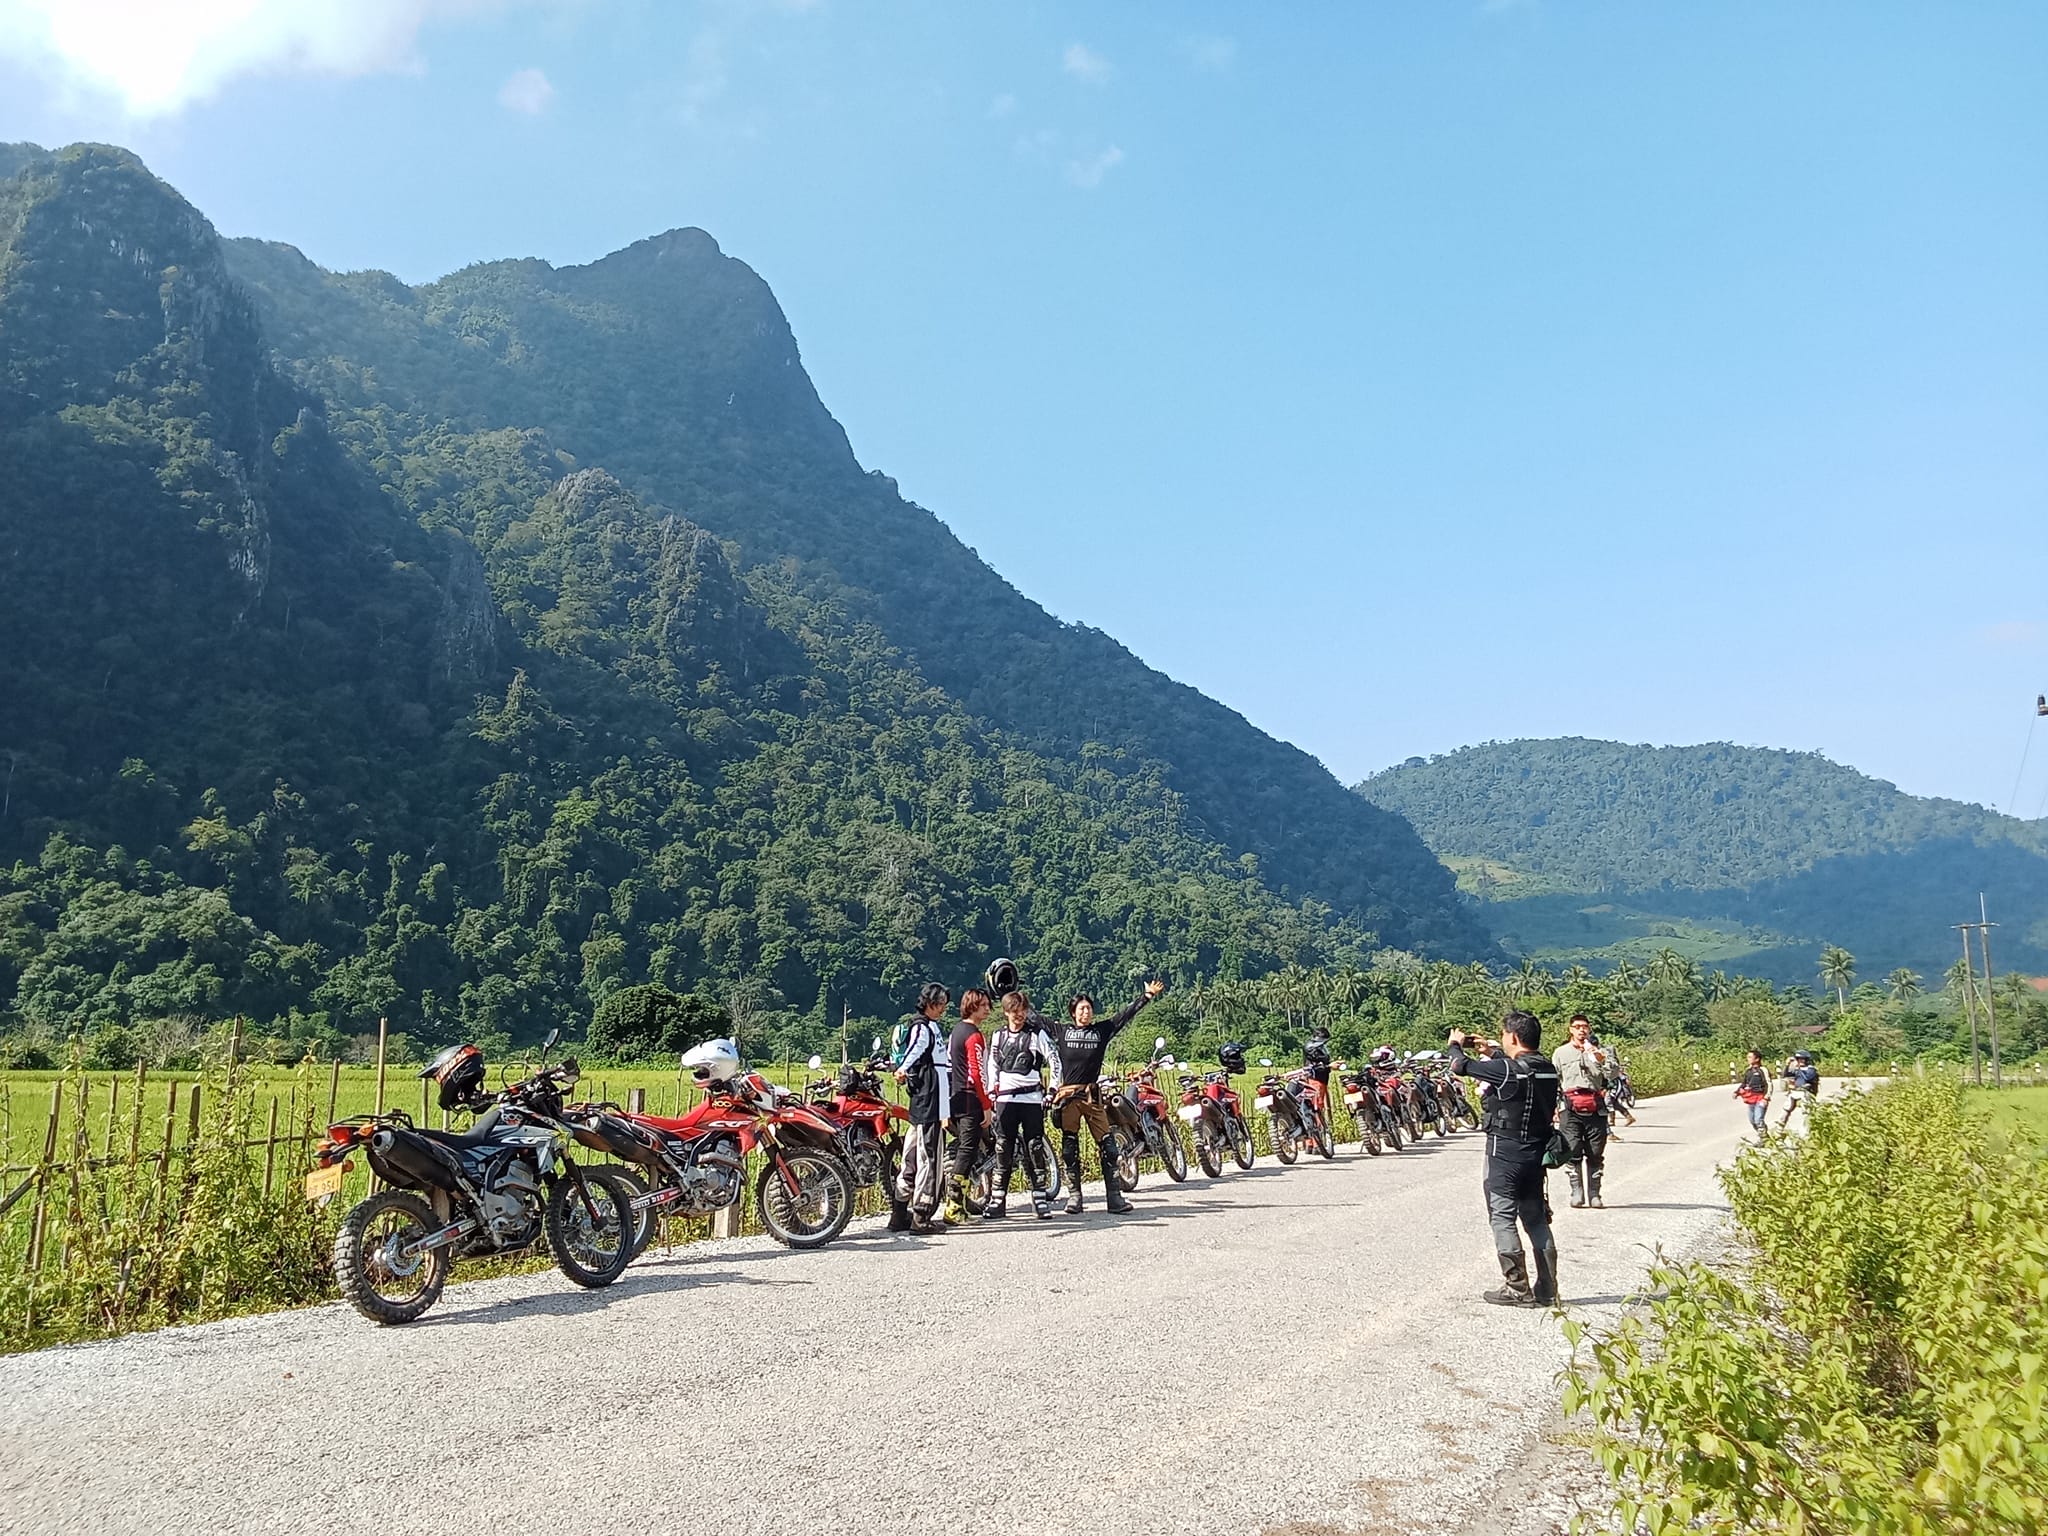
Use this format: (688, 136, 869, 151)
(1447, 1011, 1560, 1307)
(1048, 980, 1165, 1214)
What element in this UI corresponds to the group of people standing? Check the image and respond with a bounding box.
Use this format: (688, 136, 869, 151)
(1735, 1048, 1820, 1136)
(888, 960, 1166, 1232)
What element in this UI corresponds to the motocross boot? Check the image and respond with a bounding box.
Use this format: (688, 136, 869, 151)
(984, 1156, 1010, 1220)
(1062, 1135, 1086, 1215)
(1530, 1244, 1560, 1307)
(1100, 1135, 1134, 1214)
(1483, 1252, 1541, 1308)
(886, 1199, 913, 1233)
(1587, 1167, 1604, 1208)
(943, 1175, 969, 1225)
(1566, 1166, 1587, 1208)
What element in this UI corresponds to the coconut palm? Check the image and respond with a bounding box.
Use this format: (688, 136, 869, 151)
(1818, 946, 1856, 1015)
(1884, 968, 1922, 1002)
(1561, 963, 1594, 989)
(1705, 969, 1736, 1003)
(1416, 962, 1457, 1018)
(1610, 958, 1644, 992)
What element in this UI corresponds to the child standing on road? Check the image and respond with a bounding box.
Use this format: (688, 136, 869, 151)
(1735, 1049, 1771, 1138)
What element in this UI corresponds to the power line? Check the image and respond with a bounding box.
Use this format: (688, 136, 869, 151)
(2006, 708, 2038, 817)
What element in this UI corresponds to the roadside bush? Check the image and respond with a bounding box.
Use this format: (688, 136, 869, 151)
(1563, 1079, 2048, 1534)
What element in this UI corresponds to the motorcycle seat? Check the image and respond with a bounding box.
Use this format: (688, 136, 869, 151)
(412, 1123, 508, 1148)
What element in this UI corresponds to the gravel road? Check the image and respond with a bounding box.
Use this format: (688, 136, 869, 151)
(0, 1083, 1774, 1536)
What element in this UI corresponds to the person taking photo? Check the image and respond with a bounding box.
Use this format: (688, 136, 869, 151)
(1551, 1013, 1610, 1209)
(1447, 1012, 1561, 1308)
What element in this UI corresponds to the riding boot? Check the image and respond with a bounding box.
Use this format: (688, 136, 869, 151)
(985, 1153, 1011, 1220)
(1028, 1154, 1052, 1219)
(1587, 1167, 1604, 1208)
(1530, 1244, 1560, 1307)
(885, 1198, 913, 1232)
(1566, 1165, 1587, 1208)
(1101, 1135, 1134, 1214)
(1062, 1135, 1085, 1215)
(943, 1176, 969, 1225)
(1483, 1252, 1540, 1307)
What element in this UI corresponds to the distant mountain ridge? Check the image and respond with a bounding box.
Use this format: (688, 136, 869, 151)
(1358, 738, 2048, 981)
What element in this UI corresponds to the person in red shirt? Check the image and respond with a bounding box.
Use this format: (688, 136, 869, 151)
(944, 988, 996, 1223)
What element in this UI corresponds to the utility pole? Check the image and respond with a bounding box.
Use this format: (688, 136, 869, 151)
(1955, 924, 1983, 1087)
(1976, 894, 2002, 1089)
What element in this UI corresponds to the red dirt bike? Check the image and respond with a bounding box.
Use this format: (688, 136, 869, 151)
(1339, 1061, 1404, 1154)
(1253, 1058, 1337, 1163)
(1179, 1043, 1256, 1178)
(1101, 1039, 1191, 1189)
(570, 1045, 855, 1252)
(800, 1046, 912, 1218)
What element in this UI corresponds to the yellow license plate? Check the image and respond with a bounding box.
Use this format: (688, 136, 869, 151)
(304, 1162, 347, 1201)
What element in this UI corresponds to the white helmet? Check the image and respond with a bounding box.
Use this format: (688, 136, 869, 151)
(682, 1037, 743, 1085)
(1370, 1045, 1396, 1067)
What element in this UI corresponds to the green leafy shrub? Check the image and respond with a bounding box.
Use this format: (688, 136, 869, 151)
(1563, 1080, 2048, 1534)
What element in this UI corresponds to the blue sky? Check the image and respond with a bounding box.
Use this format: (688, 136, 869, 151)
(4, 1, 2044, 811)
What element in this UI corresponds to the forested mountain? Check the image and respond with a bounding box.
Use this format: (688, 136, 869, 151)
(1359, 739, 2048, 982)
(0, 142, 1483, 1057)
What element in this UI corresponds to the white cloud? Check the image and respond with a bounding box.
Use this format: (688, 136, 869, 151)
(0, 0, 544, 117)
(1179, 33, 1235, 72)
(987, 91, 1016, 119)
(1061, 42, 1110, 85)
(1980, 620, 2043, 651)
(1066, 143, 1123, 189)
(497, 65, 553, 114)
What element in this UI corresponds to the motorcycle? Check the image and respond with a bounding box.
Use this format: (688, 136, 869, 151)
(1100, 1037, 1191, 1189)
(799, 1043, 912, 1215)
(1253, 1058, 1335, 1163)
(1406, 1053, 1451, 1138)
(1339, 1062, 1405, 1154)
(1179, 1044, 1256, 1177)
(581, 1039, 857, 1252)
(310, 1031, 635, 1325)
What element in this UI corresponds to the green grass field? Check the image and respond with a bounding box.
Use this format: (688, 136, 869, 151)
(1974, 1083, 2048, 1153)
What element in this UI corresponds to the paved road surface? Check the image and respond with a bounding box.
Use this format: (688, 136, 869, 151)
(0, 1084, 1778, 1536)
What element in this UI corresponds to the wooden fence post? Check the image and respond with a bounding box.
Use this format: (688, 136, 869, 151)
(104, 1073, 121, 1159)
(374, 1017, 389, 1116)
(326, 1059, 341, 1127)
(262, 1097, 280, 1198)
(186, 1083, 202, 1145)
(24, 1082, 61, 1271)
(628, 1088, 645, 1114)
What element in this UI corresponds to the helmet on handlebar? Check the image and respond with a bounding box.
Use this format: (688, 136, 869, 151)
(681, 1037, 744, 1086)
(1218, 1042, 1248, 1075)
(1370, 1045, 1396, 1068)
(420, 1043, 486, 1111)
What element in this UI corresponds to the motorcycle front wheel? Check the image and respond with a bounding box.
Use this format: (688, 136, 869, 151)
(1313, 1115, 1336, 1160)
(1157, 1119, 1189, 1181)
(1359, 1122, 1383, 1155)
(1226, 1116, 1255, 1170)
(1273, 1124, 1299, 1164)
(1030, 1135, 1064, 1201)
(1116, 1139, 1142, 1191)
(547, 1168, 635, 1288)
(1196, 1131, 1223, 1178)
(606, 1165, 660, 1257)
(333, 1188, 448, 1325)
(757, 1149, 855, 1249)
(1383, 1113, 1404, 1150)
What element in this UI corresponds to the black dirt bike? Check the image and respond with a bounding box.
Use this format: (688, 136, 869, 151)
(311, 1031, 636, 1324)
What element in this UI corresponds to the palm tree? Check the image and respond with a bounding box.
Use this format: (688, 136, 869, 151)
(1884, 968, 1922, 1002)
(1561, 963, 1594, 989)
(1818, 946, 1856, 1015)
(1705, 969, 1736, 1003)
(1648, 947, 1687, 986)
(1416, 962, 1456, 1018)
(1610, 958, 1644, 992)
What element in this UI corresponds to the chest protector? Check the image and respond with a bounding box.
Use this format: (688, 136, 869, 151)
(1486, 1052, 1561, 1145)
(994, 1029, 1041, 1080)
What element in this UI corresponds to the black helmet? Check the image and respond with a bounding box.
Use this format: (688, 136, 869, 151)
(986, 957, 1020, 997)
(420, 1043, 486, 1111)
(1218, 1042, 1248, 1074)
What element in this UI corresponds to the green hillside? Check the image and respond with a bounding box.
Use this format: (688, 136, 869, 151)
(1360, 738, 2048, 982)
(0, 142, 1485, 1058)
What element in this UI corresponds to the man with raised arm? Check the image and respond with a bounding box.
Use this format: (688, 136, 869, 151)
(1447, 1011, 1561, 1307)
(1048, 979, 1166, 1215)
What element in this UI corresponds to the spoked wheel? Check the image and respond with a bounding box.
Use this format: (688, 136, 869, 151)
(1436, 1112, 1451, 1138)
(1157, 1121, 1189, 1181)
(1359, 1123, 1383, 1156)
(1383, 1113, 1404, 1150)
(964, 1158, 996, 1216)
(333, 1189, 448, 1325)
(547, 1168, 635, 1288)
(1314, 1115, 1336, 1159)
(1196, 1133, 1224, 1178)
(1274, 1124, 1299, 1164)
(757, 1149, 855, 1249)
(1226, 1116, 1255, 1170)
(606, 1166, 660, 1257)
(1116, 1138, 1142, 1191)
(1029, 1136, 1064, 1201)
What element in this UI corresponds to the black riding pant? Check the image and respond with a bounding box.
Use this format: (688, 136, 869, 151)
(947, 1104, 986, 1182)
(1483, 1150, 1554, 1262)
(994, 1101, 1048, 1189)
(1558, 1107, 1607, 1176)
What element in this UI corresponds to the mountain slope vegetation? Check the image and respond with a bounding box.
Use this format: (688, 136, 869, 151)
(1359, 738, 2048, 981)
(0, 142, 1482, 1058)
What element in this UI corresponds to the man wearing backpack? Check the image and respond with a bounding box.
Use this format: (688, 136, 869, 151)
(1448, 1011, 1561, 1307)
(1551, 1013, 1610, 1208)
(891, 982, 952, 1232)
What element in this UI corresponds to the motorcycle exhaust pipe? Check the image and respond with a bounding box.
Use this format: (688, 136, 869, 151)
(368, 1127, 463, 1192)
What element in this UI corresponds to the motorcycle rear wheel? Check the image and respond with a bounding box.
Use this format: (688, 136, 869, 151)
(1116, 1140, 1141, 1190)
(1436, 1112, 1451, 1138)
(1196, 1133, 1223, 1178)
(333, 1189, 448, 1325)
(1384, 1114, 1404, 1150)
(1226, 1116, 1255, 1170)
(1313, 1116, 1336, 1159)
(1359, 1125, 1382, 1155)
(757, 1149, 856, 1249)
(1158, 1121, 1189, 1181)
(1274, 1125, 1299, 1164)
(547, 1168, 635, 1288)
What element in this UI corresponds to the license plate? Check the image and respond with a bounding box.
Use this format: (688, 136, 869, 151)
(1177, 1104, 1203, 1123)
(1344, 1091, 1363, 1106)
(1254, 1095, 1273, 1112)
(304, 1162, 347, 1201)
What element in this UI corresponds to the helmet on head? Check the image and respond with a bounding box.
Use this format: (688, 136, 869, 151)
(420, 1043, 486, 1112)
(1217, 1042, 1248, 1075)
(986, 957, 1020, 997)
(1370, 1045, 1396, 1068)
(681, 1037, 744, 1086)
(1793, 1050, 1813, 1063)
